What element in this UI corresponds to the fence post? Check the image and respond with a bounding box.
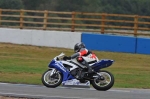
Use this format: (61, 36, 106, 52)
(101, 13, 106, 34)
(20, 9, 24, 29)
(71, 12, 75, 32)
(0, 9, 2, 26)
(43, 10, 48, 30)
(134, 15, 138, 37)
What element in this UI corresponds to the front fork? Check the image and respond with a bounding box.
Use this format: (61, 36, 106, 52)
(49, 68, 59, 78)
(49, 68, 75, 81)
(50, 68, 56, 75)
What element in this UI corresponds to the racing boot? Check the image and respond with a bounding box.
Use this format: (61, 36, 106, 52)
(84, 62, 94, 73)
(88, 66, 94, 73)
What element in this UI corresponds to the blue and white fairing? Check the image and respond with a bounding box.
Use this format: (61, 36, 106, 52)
(91, 59, 114, 72)
(48, 59, 75, 82)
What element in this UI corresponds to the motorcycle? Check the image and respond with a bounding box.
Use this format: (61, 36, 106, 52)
(41, 53, 114, 91)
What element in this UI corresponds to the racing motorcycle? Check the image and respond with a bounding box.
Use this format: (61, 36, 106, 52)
(41, 53, 114, 91)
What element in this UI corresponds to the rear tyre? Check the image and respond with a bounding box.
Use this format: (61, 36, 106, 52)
(41, 69, 62, 88)
(91, 70, 114, 91)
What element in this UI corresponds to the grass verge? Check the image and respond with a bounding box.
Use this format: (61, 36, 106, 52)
(0, 43, 150, 88)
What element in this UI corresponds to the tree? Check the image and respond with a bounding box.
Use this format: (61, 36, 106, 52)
(22, 0, 46, 10)
(0, 0, 24, 9)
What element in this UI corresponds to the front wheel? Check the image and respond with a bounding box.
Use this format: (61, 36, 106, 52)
(91, 70, 114, 91)
(41, 69, 62, 88)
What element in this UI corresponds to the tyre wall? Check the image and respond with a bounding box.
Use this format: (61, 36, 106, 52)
(82, 33, 150, 54)
(136, 37, 150, 54)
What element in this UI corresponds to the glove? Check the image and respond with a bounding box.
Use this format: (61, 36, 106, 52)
(63, 56, 71, 60)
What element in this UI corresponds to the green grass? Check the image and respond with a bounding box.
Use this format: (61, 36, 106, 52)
(0, 43, 150, 88)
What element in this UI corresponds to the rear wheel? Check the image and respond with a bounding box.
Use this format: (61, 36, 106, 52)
(91, 70, 114, 91)
(41, 69, 62, 88)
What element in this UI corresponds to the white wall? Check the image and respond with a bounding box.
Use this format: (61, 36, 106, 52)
(0, 28, 81, 49)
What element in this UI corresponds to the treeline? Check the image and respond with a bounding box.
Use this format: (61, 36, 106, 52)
(0, 0, 150, 28)
(0, 0, 150, 16)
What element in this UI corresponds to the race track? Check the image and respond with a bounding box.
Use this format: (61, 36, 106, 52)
(0, 83, 150, 99)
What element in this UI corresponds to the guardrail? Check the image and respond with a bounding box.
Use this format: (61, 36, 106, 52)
(0, 8, 150, 37)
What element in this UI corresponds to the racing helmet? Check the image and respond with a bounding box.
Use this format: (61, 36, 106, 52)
(74, 42, 85, 52)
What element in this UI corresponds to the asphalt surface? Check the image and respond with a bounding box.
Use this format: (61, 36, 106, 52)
(0, 83, 150, 99)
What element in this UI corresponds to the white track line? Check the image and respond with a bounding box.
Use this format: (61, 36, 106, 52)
(0, 92, 81, 99)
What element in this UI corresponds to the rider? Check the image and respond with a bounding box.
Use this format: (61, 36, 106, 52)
(63, 42, 98, 73)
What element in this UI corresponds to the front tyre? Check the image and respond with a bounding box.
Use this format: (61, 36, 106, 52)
(42, 69, 62, 88)
(91, 70, 114, 91)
